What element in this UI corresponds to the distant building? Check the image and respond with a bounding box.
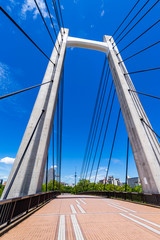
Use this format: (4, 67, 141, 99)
(128, 177, 141, 188)
(0, 179, 3, 185)
(99, 178, 106, 184)
(61, 182, 68, 186)
(43, 168, 55, 184)
(3, 181, 7, 186)
(99, 176, 122, 186)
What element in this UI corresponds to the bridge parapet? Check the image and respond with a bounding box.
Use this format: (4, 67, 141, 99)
(78, 191, 160, 207)
(0, 191, 60, 231)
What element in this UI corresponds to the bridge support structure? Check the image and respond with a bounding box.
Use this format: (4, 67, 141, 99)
(2, 29, 160, 199)
(2, 29, 69, 199)
(104, 35, 160, 194)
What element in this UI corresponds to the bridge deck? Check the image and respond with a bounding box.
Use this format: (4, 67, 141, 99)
(1, 195, 160, 239)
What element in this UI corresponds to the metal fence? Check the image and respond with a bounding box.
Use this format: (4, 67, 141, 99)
(0, 191, 60, 229)
(79, 191, 160, 206)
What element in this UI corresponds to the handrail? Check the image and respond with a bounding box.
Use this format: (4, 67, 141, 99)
(0, 191, 60, 229)
(78, 191, 160, 206)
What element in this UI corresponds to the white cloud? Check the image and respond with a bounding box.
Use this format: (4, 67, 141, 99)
(51, 165, 57, 168)
(0, 157, 15, 164)
(21, 0, 49, 19)
(61, 5, 64, 10)
(101, 10, 105, 17)
(2, 176, 8, 179)
(112, 158, 121, 164)
(6, 6, 12, 12)
(101, 0, 104, 9)
(0, 62, 15, 93)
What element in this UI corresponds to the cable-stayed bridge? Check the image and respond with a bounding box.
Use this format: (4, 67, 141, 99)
(0, 0, 160, 239)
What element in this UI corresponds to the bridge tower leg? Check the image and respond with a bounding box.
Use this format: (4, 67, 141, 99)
(1, 29, 69, 199)
(104, 35, 160, 194)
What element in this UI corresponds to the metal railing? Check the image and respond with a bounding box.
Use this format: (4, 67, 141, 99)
(79, 191, 160, 206)
(0, 191, 60, 229)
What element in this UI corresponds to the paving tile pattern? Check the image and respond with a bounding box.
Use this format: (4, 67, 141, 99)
(1, 195, 160, 239)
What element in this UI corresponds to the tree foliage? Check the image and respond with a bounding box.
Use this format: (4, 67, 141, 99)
(42, 179, 143, 194)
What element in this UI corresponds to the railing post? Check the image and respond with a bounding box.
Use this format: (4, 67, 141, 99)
(7, 201, 16, 225)
(27, 197, 32, 213)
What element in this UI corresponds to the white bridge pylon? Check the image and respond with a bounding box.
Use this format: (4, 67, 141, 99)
(2, 29, 160, 199)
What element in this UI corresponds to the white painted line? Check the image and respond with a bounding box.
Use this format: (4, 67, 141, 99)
(105, 199, 120, 205)
(128, 213, 160, 228)
(70, 204, 77, 214)
(79, 199, 86, 205)
(77, 204, 86, 214)
(108, 204, 128, 213)
(58, 215, 65, 240)
(120, 213, 160, 235)
(71, 214, 84, 240)
(110, 203, 136, 213)
(76, 200, 80, 204)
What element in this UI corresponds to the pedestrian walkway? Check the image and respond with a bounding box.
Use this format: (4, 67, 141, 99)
(1, 195, 160, 239)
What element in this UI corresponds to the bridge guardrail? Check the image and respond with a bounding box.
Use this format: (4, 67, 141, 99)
(78, 191, 160, 206)
(0, 191, 60, 229)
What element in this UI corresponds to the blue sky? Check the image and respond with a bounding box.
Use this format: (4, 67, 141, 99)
(0, 0, 160, 185)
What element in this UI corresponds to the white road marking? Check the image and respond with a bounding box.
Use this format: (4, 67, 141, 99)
(79, 199, 86, 205)
(71, 214, 84, 240)
(77, 204, 86, 214)
(128, 213, 160, 228)
(120, 213, 160, 235)
(110, 203, 136, 213)
(58, 215, 65, 240)
(70, 204, 77, 214)
(76, 200, 80, 204)
(108, 204, 128, 213)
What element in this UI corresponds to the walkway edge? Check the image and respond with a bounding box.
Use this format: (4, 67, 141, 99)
(0, 198, 56, 237)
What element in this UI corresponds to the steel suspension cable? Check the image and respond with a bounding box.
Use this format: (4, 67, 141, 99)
(80, 58, 107, 179)
(94, 90, 116, 185)
(104, 109, 121, 189)
(124, 67, 160, 75)
(117, 19, 160, 54)
(33, 0, 59, 53)
(128, 89, 160, 100)
(0, 7, 55, 65)
(114, 0, 159, 47)
(119, 40, 160, 63)
(110, 0, 141, 41)
(82, 67, 110, 181)
(113, 0, 150, 45)
(0, 80, 53, 100)
(89, 81, 113, 182)
(140, 118, 160, 139)
(53, 125, 55, 190)
(44, 0, 60, 46)
(57, 97, 60, 186)
(83, 67, 110, 181)
(125, 138, 129, 192)
(46, 155, 48, 191)
(82, 60, 106, 178)
(59, 71, 64, 190)
(84, 69, 110, 181)
(56, 0, 65, 31)
(52, 0, 63, 37)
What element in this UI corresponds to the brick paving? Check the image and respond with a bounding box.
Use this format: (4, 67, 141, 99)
(1, 194, 160, 239)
